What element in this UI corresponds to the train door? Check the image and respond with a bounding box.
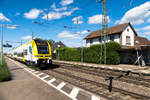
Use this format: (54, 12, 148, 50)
(23, 49, 25, 62)
(29, 46, 33, 61)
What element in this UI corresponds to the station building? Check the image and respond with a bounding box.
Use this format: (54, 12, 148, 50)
(85, 23, 150, 65)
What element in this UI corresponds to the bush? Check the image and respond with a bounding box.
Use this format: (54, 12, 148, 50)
(56, 47, 80, 61)
(106, 50, 120, 65)
(0, 58, 11, 82)
(106, 41, 121, 64)
(83, 44, 102, 64)
(56, 42, 121, 65)
(106, 41, 121, 50)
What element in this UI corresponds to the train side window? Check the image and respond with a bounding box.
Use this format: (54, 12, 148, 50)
(14, 52, 17, 55)
(24, 50, 27, 55)
(29, 46, 32, 54)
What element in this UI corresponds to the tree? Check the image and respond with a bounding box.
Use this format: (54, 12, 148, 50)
(46, 40, 55, 51)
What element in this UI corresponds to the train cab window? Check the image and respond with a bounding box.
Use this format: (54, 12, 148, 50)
(37, 45, 49, 54)
(34, 39, 49, 54)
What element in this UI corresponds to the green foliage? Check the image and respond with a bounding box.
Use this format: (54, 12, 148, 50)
(57, 42, 121, 65)
(106, 50, 120, 65)
(29, 65, 40, 71)
(0, 59, 11, 82)
(83, 44, 102, 63)
(106, 41, 121, 50)
(56, 47, 80, 61)
(46, 40, 55, 47)
(105, 41, 121, 64)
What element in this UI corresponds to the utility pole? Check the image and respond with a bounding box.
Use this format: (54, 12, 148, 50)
(21, 40, 22, 45)
(97, 0, 107, 64)
(76, 16, 83, 62)
(32, 31, 34, 40)
(1, 24, 3, 65)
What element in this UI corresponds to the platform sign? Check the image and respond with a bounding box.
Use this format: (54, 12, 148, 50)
(3, 43, 12, 48)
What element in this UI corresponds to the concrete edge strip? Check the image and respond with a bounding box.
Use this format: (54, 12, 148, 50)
(91, 95, 100, 100)
(7, 58, 100, 100)
(69, 88, 79, 99)
(47, 78, 56, 84)
(40, 75, 49, 80)
(56, 82, 66, 90)
(36, 73, 44, 77)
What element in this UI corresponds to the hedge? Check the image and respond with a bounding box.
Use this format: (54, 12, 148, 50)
(56, 41, 121, 65)
(0, 58, 11, 82)
(56, 47, 80, 61)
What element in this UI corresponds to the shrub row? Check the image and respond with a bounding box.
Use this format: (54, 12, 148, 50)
(56, 42, 121, 65)
(56, 47, 80, 61)
(0, 58, 11, 82)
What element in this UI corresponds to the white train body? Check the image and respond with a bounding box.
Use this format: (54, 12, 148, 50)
(11, 39, 52, 66)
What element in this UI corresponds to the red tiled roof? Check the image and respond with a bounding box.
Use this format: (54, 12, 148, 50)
(85, 22, 137, 39)
(135, 37, 150, 46)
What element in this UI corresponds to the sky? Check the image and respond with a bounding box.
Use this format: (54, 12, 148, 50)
(0, 0, 150, 52)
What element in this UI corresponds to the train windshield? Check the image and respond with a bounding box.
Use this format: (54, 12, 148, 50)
(37, 45, 49, 54)
(35, 39, 49, 54)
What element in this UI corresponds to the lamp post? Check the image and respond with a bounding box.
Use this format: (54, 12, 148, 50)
(57, 45, 60, 60)
(0, 24, 18, 65)
(75, 30, 90, 63)
(1, 24, 3, 65)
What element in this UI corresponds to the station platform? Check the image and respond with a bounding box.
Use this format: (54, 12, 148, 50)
(53, 60, 150, 75)
(0, 58, 71, 100)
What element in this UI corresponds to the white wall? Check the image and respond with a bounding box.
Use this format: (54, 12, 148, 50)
(86, 34, 120, 47)
(86, 39, 91, 47)
(122, 25, 135, 46)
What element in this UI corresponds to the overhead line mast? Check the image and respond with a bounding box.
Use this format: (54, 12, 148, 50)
(97, 0, 107, 64)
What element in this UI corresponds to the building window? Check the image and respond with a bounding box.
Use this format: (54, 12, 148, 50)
(90, 39, 93, 44)
(110, 35, 114, 41)
(127, 28, 129, 32)
(99, 38, 101, 43)
(126, 36, 131, 45)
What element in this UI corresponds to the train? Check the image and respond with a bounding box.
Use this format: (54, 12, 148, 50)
(9, 39, 52, 67)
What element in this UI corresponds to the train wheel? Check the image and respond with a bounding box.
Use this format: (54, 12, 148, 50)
(40, 64, 46, 68)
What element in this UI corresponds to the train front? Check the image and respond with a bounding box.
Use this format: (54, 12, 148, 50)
(33, 39, 52, 66)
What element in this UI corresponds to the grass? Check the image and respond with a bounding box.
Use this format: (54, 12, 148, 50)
(0, 58, 11, 82)
(29, 65, 40, 71)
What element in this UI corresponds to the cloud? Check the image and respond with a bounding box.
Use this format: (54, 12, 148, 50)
(72, 16, 84, 24)
(42, 7, 79, 20)
(60, 0, 73, 6)
(51, 3, 67, 12)
(15, 12, 20, 16)
(58, 30, 80, 39)
(24, 8, 42, 19)
(0, 13, 10, 22)
(115, 1, 150, 25)
(141, 32, 150, 36)
(81, 30, 89, 34)
(21, 35, 32, 40)
(7, 25, 18, 29)
(140, 26, 150, 31)
(88, 14, 110, 24)
(147, 18, 150, 22)
(64, 41, 81, 47)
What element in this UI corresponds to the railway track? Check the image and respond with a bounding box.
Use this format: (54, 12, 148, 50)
(54, 62, 150, 87)
(43, 68, 150, 100)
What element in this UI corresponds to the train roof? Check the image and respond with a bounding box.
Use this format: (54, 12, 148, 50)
(12, 39, 48, 51)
